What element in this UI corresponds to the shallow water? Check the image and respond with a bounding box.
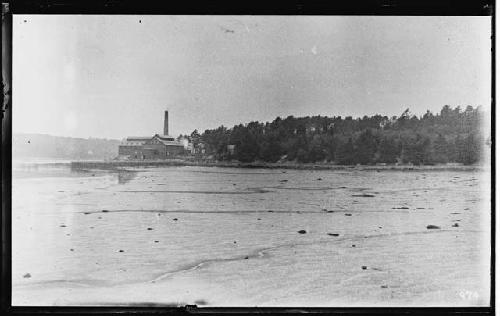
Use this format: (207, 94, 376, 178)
(12, 163, 491, 306)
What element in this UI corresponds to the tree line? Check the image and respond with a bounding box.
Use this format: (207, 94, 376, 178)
(181, 105, 488, 165)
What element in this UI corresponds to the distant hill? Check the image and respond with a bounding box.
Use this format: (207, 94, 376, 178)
(13, 133, 121, 160)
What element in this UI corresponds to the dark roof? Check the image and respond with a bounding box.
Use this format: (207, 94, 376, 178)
(155, 134, 175, 141)
(126, 136, 152, 141)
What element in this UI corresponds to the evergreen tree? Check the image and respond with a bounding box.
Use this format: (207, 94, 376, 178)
(377, 136, 399, 163)
(354, 129, 378, 164)
(459, 133, 481, 165)
(402, 134, 431, 165)
(336, 138, 355, 165)
(259, 138, 283, 162)
(308, 134, 327, 162)
(431, 134, 450, 163)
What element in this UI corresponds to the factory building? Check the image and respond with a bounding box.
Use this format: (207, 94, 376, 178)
(118, 111, 185, 159)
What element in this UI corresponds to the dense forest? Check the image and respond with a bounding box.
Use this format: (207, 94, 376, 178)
(183, 105, 489, 165)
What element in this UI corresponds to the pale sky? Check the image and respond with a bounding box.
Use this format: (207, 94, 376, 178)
(13, 15, 491, 139)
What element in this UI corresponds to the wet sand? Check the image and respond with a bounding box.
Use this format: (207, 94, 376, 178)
(12, 164, 491, 306)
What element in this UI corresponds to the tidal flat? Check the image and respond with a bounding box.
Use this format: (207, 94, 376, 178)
(12, 163, 491, 306)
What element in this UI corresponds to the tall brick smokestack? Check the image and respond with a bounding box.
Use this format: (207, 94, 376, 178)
(164, 111, 169, 135)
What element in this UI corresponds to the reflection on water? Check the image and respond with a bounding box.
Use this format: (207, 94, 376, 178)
(13, 160, 138, 185)
(117, 171, 137, 184)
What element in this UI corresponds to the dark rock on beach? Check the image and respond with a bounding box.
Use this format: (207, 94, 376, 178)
(297, 230, 307, 234)
(361, 266, 367, 270)
(426, 225, 440, 229)
(147, 228, 153, 230)
(23, 273, 31, 278)
(352, 194, 375, 197)
(452, 223, 460, 227)
(344, 213, 352, 216)
(327, 233, 339, 237)
(392, 207, 409, 209)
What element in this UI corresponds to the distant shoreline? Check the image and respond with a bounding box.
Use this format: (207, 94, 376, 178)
(68, 159, 487, 172)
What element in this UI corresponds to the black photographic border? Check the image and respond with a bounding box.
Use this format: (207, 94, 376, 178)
(1, 0, 495, 315)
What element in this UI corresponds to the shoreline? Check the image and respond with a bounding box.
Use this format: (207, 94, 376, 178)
(68, 159, 487, 172)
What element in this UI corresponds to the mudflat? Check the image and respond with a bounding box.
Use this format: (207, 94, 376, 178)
(12, 164, 490, 306)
